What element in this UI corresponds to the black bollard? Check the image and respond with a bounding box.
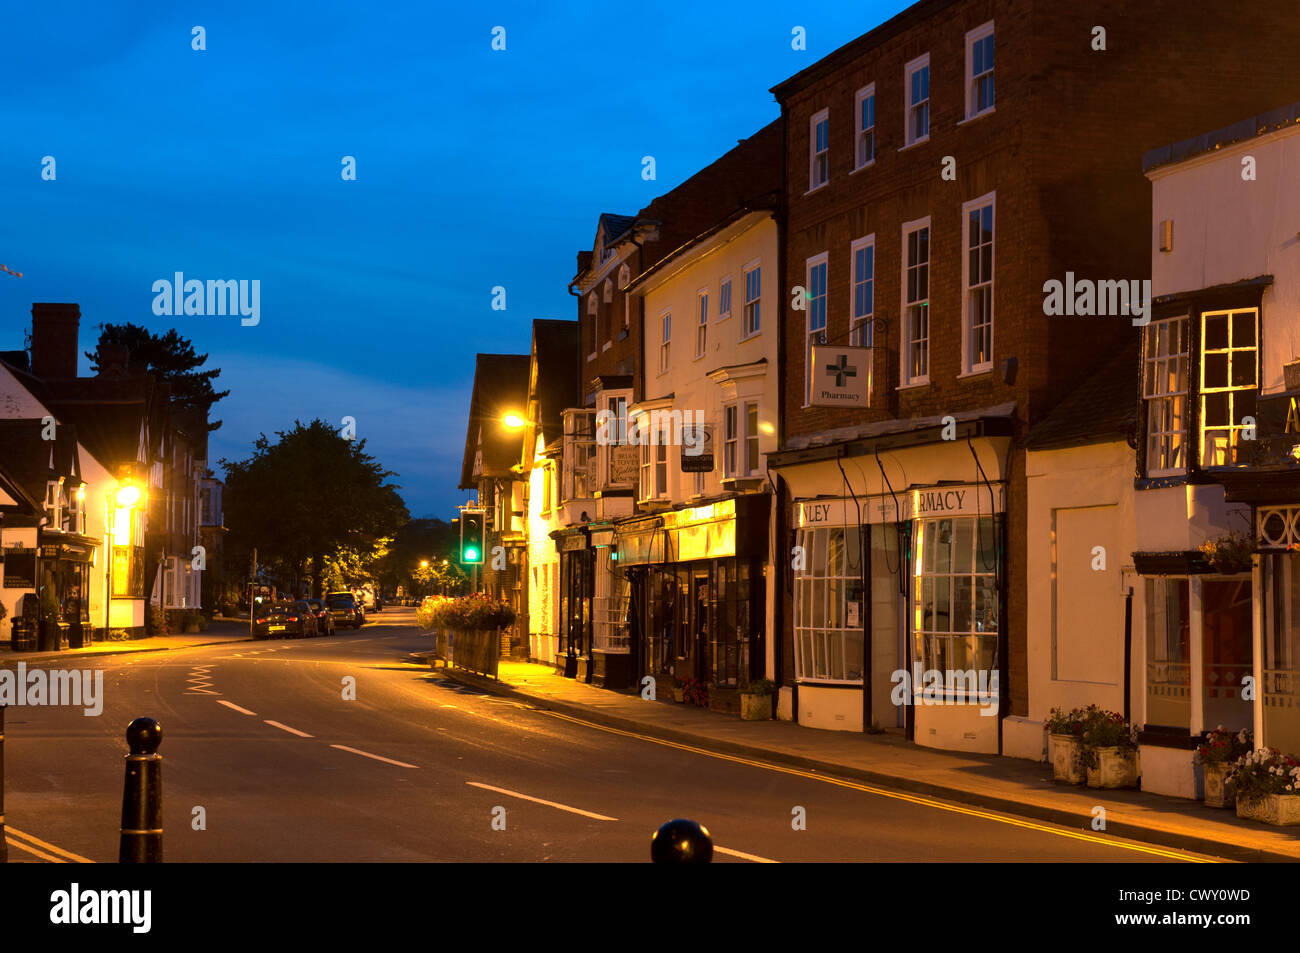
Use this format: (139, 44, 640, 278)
(650, 818, 713, 864)
(119, 717, 163, 863)
(1, 705, 6, 864)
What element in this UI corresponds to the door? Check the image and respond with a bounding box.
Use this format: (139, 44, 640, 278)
(689, 569, 710, 682)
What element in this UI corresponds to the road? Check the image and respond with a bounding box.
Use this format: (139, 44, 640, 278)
(1, 607, 1219, 863)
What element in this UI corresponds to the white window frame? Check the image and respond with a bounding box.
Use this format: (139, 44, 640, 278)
(719, 276, 733, 321)
(793, 525, 866, 685)
(809, 108, 830, 191)
(901, 217, 931, 386)
(742, 260, 762, 338)
(1143, 315, 1189, 477)
(965, 21, 995, 120)
(724, 403, 740, 478)
(745, 401, 760, 476)
(658, 310, 671, 374)
(961, 192, 995, 374)
(1199, 308, 1259, 468)
(805, 252, 828, 404)
(849, 234, 875, 349)
(905, 54, 931, 146)
(854, 84, 876, 170)
(696, 288, 709, 359)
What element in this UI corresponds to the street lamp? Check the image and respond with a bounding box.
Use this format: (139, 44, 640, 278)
(502, 412, 526, 430)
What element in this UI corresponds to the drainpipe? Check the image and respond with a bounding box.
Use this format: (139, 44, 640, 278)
(1123, 585, 1133, 725)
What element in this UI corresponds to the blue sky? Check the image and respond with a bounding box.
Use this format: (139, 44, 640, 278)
(0, 0, 906, 516)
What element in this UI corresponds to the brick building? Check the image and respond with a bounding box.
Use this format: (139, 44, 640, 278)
(765, 0, 1300, 753)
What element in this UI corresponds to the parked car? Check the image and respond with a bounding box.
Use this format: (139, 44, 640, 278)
(254, 601, 318, 639)
(326, 592, 365, 629)
(305, 598, 335, 637)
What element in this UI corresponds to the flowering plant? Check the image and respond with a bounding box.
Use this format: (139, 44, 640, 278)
(1198, 530, 1254, 574)
(1078, 707, 1136, 769)
(418, 593, 515, 630)
(1197, 725, 1253, 764)
(416, 595, 453, 630)
(1226, 747, 1300, 801)
(1044, 706, 1088, 738)
(681, 677, 709, 707)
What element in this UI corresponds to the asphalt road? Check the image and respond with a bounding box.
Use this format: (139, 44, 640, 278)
(1, 607, 1220, 863)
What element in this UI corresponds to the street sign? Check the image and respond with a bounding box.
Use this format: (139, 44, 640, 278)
(810, 344, 871, 408)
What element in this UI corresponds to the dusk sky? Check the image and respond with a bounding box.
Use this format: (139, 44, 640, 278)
(1, 0, 906, 517)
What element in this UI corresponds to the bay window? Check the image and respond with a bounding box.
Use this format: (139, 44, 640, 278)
(1143, 315, 1189, 475)
(1199, 308, 1257, 468)
(912, 517, 998, 675)
(794, 526, 865, 683)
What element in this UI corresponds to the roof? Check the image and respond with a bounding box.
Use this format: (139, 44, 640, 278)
(1024, 338, 1140, 451)
(1143, 102, 1300, 173)
(598, 213, 637, 246)
(0, 418, 84, 502)
(530, 320, 580, 447)
(459, 353, 530, 490)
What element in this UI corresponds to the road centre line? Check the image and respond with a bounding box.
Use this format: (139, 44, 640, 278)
(218, 700, 257, 716)
(329, 744, 418, 768)
(714, 844, 779, 863)
(265, 720, 314, 738)
(538, 710, 1211, 863)
(466, 781, 618, 821)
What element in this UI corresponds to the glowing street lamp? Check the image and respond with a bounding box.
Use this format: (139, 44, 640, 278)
(502, 412, 526, 430)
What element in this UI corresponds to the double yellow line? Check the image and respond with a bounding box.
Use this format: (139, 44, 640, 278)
(541, 709, 1213, 863)
(5, 826, 94, 863)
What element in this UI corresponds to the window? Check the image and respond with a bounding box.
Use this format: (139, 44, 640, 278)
(564, 409, 595, 500)
(659, 311, 671, 373)
(722, 402, 759, 478)
(963, 195, 994, 372)
(44, 480, 61, 530)
(855, 85, 876, 168)
(587, 293, 598, 358)
(1143, 316, 1189, 475)
(603, 279, 612, 303)
(655, 426, 668, 496)
(638, 417, 670, 500)
(746, 402, 760, 474)
(1200, 308, 1258, 467)
(587, 293, 597, 316)
(806, 253, 828, 402)
(794, 526, 865, 683)
(724, 404, 739, 477)
(850, 236, 874, 347)
(902, 220, 930, 383)
(719, 276, 732, 320)
(809, 109, 830, 189)
(638, 418, 652, 500)
(966, 22, 994, 118)
(619, 264, 631, 328)
(696, 290, 708, 358)
(905, 54, 930, 145)
(1145, 577, 1190, 726)
(743, 262, 761, 337)
(913, 517, 999, 675)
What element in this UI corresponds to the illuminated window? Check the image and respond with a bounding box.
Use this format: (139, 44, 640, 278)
(1143, 316, 1189, 475)
(1199, 308, 1258, 467)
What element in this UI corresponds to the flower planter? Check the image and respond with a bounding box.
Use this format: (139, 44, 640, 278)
(1203, 762, 1235, 808)
(1085, 746, 1138, 789)
(672, 686, 686, 704)
(1050, 733, 1085, 785)
(740, 692, 773, 721)
(1235, 794, 1300, 826)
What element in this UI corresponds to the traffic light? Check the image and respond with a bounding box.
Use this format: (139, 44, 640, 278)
(460, 509, 486, 564)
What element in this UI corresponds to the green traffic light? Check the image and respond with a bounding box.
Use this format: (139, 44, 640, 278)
(465, 547, 479, 561)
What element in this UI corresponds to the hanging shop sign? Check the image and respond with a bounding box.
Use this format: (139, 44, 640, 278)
(2, 547, 37, 588)
(610, 445, 639, 485)
(680, 424, 715, 473)
(809, 345, 871, 408)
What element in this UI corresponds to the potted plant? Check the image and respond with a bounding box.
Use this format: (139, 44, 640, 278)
(1045, 706, 1087, 785)
(1198, 530, 1254, 574)
(37, 589, 61, 652)
(182, 611, 203, 634)
(1197, 726, 1253, 808)
(1080, 708, 1139, 789)
(740, 678, 776, 721)
(671, 680, 686, 704)
(682, 677, 709, 707)
(1228, 747, 1300, 825)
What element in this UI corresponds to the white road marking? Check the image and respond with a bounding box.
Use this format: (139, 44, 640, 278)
(329, 744, 418, 768)
(265, 720, 313, 738)
(218, 700, 257, 716)
(714, 845, 779, 863)
(466, 782, 618, 821)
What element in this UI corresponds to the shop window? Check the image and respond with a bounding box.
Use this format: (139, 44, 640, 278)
(593, 548, 629, 652)
(1144, 316, 1189, 475)
(1199, 308, 1257, 468)
(709, 559, 758, 688)
(1145, 577, 1190, 728)
(912, 517, 998, 677)
(1201, 578, 1253, 731)
(794, 526, 866, 683)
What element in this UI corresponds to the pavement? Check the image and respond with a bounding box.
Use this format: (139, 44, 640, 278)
(431, 658, 1300, 863)
(0, 619, 252, 662)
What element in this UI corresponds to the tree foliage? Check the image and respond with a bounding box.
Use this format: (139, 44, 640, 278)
(86, 322, 230, 431)
(220, 419, 409, 595)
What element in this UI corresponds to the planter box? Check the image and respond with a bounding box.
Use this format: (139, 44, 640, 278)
(1236, 794, 1300, 826)
(1285, 359, 1300, 392)
(1086, 746, 1139, 789)
(672, 686, 686, 703)
(1050, 733, 1085, 785)
(740, 692, 773, 721)
(1203, 762, 1235, 808)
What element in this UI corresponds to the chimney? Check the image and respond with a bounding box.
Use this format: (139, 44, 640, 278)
(96, 343, 130, 378)
(30, 303, 81, 380)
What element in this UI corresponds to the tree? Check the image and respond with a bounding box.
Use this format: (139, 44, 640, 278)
(221, 419, 409, 597)
(86, 323, 230, 431)
(373, 517, 462, 595)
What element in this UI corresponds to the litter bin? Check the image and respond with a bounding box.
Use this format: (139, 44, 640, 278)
(68, 620, 87, 649)
(10, 618, 36, 653)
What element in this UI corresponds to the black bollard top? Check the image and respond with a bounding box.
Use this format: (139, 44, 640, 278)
(126, 717, 162, 755)
(651, 818, 713, 864)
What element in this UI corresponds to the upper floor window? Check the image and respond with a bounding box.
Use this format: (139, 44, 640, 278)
(587, 293, 597, 316)
(659, 311, 671, 373)
(810, 109, 830, 190)
(905, 54, 930, 145)
(618, 265, 631, 327)
(966, 22, 994, 118)
(603, 279, 612, 303)
(743, 262, 762, 337)
(638, 419, 670, 500)
(696, 290, 709, 358)
(963, 195, 994, 373)
(855, 85, 876, 168)
(902, 220, 930, 384)
(724, 403, 759, 478)
(719, 276, 733, 320)
(850, 236, 874, 348)
(806, 253, 828, 403)
(564, 409, 596, 501)
(1143, 316, 1189, 476)
(1200, 308, 1258, 468)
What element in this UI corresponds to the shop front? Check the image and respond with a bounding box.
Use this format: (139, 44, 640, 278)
(3, 533, 96, 650)
(616, 495, 769, 712)
(552, 527, 594, 680)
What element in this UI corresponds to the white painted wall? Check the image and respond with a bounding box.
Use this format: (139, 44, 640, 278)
(526, 434, 559, 663)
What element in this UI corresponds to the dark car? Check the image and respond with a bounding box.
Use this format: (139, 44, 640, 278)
(326, 592, 364, 629)
(254, 601, 318, 640)
(305, 598, 335, 637)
